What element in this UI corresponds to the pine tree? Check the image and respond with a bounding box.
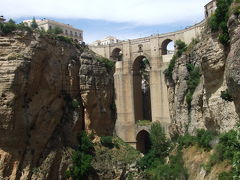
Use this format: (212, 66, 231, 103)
(31, 17, 38, 29)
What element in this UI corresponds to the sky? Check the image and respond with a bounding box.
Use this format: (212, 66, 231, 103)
(0, 0, 210, 43)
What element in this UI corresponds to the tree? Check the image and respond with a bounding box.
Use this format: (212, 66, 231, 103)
(66, 131, 94, 180)
(8, 19, 16, 24)
(31, 17, 38, 29)
(149, 122, 171, 159)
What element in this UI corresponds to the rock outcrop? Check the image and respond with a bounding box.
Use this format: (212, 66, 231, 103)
(226, 14, 240, 118)
(0, 31, 114, 179)
(166, 14, 240, 137)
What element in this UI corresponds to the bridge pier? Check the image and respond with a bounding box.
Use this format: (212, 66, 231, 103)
(114, 61, 136, 147)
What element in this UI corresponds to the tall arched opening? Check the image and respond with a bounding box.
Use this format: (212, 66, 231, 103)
(133, 56, 152, 123)
(136, 130, 151, 154)
(111, 48, 122, 61)
(161, 39, 175, 55)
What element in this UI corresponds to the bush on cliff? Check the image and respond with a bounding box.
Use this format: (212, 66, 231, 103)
(137, 122, 188, 179)
(0, 19, 31, 35)
(31, 17, 38, 29)
(220, 89, 233, 101)
(208, 0, 233, 46)
(164, 40, 187, 79)
(96, 56, 115, 73)
(186, 63, 201, 109)
(100, 136, 114, 148)
(66, 131, 94, 180)
(137, 122, 170, 170)
(0, 19, 17, 34)
(47, 26, 63, 35)
(196, 129, 216, 150)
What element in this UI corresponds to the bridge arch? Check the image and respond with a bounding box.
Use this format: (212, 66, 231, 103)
(111, 48, 122, 61)
(133, 55, 152, 123)
(136, 130, 151, 154)
(161, 39, 175, 55)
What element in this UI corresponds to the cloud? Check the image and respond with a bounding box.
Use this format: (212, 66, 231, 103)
(1, 0, 210, 25)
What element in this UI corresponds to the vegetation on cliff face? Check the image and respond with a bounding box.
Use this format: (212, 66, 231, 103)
(66, 132, 94, 180)
(208, 0, 239, 46)
(0, 18, 83, 49)
(164, 40, 187, 80)
(134, 122, 240, 180)
(0, 19, 31, 34)
(96, 56, 115, 73)
(186, 63, 201, 109)
(137, 122, 188, 179)
(92, 135, 141, 179)
(177, 125, 240, 179)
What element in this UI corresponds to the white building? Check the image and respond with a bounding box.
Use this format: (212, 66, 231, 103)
(0, 16, 5, 23)
(23, 19, 83, 42)
(91, 36, 119, 46)
(205, 0, 217, 18)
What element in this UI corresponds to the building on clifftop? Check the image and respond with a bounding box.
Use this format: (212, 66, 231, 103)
(204, 0, 217, 18)
(90, 36, 119, 46)
(23, 19, 83, 42)
(0, 16, 6, 23)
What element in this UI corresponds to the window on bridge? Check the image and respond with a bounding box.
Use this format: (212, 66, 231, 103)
(133, 56, 152, 123)
(161, 39, 175, 55)
(111, 48, 123, 61)
(136, 130, 151, 154)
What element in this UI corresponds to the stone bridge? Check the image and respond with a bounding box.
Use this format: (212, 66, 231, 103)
(90, 21, 205, 152)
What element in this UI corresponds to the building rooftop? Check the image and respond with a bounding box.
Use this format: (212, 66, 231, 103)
(204, 0, 216, 7)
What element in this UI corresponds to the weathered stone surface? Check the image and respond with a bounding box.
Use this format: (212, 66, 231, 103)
(226, 14, 240, 118)
(0, 31, 114, 179)
(167, 23, 239, 137)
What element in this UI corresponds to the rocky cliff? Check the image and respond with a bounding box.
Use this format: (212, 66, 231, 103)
(0, 31, 114, 179)
(166, 13, 240, 137)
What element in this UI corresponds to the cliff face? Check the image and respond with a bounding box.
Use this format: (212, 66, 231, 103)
(167, 14, 240, 137)
(0, 31, 114, 179)
(226, 14, 240, 118)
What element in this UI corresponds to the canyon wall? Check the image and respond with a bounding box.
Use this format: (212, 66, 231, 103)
(0, 31, 114, 179)
(166, 13, 240, 137)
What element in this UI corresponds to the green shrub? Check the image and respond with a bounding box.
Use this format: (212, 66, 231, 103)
(112, 137, 140, 164)
(71, 99, 80, 109)
(233, 152, 240, 179)
(220, 89, 233, 101)
(137, 150, 158, 170)
(147, 150, 188, 179)
(56, 35, 73, 44)
(31, 17, 38, 29)
(164, 55, 177, 79)
(175, 40, 187, 57)
(177, 134, 197, 149)
(137, 120, 151, 126)
(208, 0, 234, 46)
(203, 152, 221, 173)
(218, 171, 234, 180)
(164, 40, 187, 80)
(0, 19, 17, 34)
(17, 23, 32, 32)
(96, 56, 115, 73)
(196, 129, 216, 150)
(137, 122, 171, 171)
(100, 136, 114, 148)
(208, 14, 219, 32)
(66, 132, 94, 180)
(216, 130, 238, 161)
(0, 19, 32, 35)
(47, 26, 63, 35)
(186, 63, 201, 109)
(149, 122, 171, 159)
